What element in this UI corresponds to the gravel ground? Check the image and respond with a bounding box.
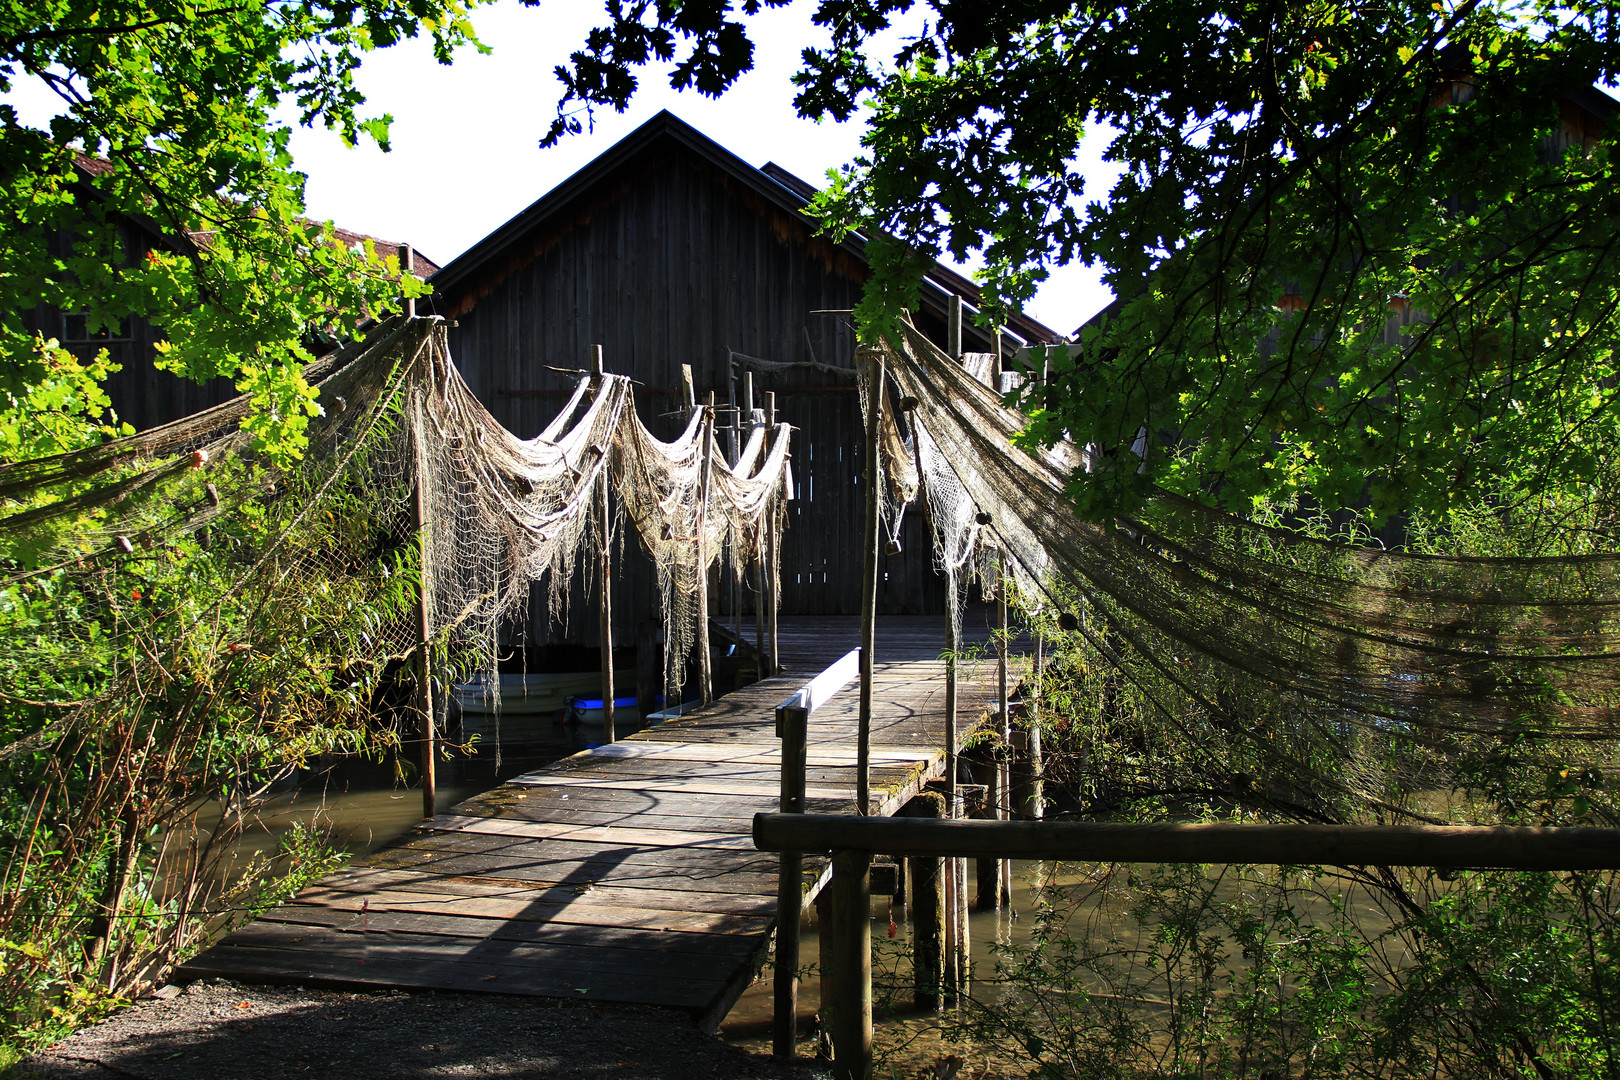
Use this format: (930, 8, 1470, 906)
(15, 979, 833, 1080)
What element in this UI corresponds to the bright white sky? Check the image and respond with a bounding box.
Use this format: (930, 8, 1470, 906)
(279, 0, 1121, 335)
(6, 0, 1120, 334)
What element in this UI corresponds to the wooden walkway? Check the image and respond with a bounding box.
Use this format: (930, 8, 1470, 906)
(180, 614, 1023, 1030)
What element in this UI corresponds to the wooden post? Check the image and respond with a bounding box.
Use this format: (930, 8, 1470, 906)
(996, 555, 1011, 905)
(1024, 631, 1045, 820)
(947, 293, 962, 361)
(815, 889, 836, 1059)
(681, 364, 697, 418)
(766, 392, 780, 675)
(696, 394, 716, 706)
(635, 620, 660, 724)
(403, 244, 415, 319)
(411, 387, 437, 820)
(590, 345, 615, 743)
(829, 849, 873, 1080)
(857, 348, 885, 816)
(906, 792, 946, 1012)
(972, 752, 1000, 911)
(774, 704, 809, 1059)
(748, 373, 765, 669)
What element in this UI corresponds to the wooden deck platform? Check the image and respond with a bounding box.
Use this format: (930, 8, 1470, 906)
(180, 614, 1025, 1029)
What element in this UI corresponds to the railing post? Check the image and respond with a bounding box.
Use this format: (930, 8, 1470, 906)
(765, 392, 780, 674)
(829, 848, 873, 1080)
(591, 345, 615, 744)
(906, 791, 946, 1012)
(696, 394, 716, 705)
(773, 704, 809, 1059)
(410, 384, 437, 820)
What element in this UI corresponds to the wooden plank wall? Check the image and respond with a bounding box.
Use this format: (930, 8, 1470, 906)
(442, 147, 959, 641)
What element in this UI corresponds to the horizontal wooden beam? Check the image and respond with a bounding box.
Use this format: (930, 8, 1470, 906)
(776, 647, 861, 715)
(752, 813, 1620, 871)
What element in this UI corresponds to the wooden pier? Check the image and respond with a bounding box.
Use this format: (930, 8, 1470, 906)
(180, 614, 1024, 1030)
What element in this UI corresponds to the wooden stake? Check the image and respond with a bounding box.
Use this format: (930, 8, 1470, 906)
(857, 348, 885, 816)
(997, 556, 1011, 905)
(829, 849, 873, 1080)
(403, 244, 415, 319)
(681, 364, 697, 418)
(907, 792, 946, 1012)
(411, 386, 437, 820)
(947, 293, 963, 361)
(747, 373, 765, 670)
(773, 704, 809, 1059)
(591, 345, 615, 743)
(696, 394, 716, 706)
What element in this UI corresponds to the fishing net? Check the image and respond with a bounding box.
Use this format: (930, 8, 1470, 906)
(874, 318, 1620, 826)
(0, 314, 790, 1012)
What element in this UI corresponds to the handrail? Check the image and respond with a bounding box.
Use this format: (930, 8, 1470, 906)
(760, 810, 1620, 1080)
(753, 813, 1620, 871)
(776, 647, 860, 715)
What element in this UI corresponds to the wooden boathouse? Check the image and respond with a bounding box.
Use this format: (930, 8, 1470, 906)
(426, 111, 1063, 631)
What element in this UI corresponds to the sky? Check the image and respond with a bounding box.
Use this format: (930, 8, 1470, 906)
(274, 0, 1121, 335)
(2, 1, 1119, 333)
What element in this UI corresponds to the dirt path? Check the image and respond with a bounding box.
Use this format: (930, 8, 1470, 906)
(17, 979, 830, 1080)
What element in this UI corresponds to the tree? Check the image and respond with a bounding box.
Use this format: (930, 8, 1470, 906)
(0, 0, 482, 464)
(548, 0, 1620, 525)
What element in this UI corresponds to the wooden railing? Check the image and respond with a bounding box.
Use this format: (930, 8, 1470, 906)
(754, 810, 1620, 1080)
(772, 648, 862, 1061)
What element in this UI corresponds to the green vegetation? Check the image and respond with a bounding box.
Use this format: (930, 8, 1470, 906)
(0, 0, 475, 464)
(0, 349, 421, 1060)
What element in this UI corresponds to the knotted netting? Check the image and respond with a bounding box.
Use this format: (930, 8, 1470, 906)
(0, 313, 791, 1014)
(609, 400, 793, 701)
(875, 318, 1620, 826)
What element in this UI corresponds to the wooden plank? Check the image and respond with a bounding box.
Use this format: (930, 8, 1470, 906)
(421, 815, 760, 849)
(286, 886, 771, 935)
(258, 905, 761, 958)
(313, 866, 778, 916)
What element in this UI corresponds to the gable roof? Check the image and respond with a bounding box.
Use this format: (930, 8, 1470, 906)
(428, 110, 1063, 346)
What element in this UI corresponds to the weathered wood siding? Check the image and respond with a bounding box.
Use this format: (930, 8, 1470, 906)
(439, 145, 955, 640)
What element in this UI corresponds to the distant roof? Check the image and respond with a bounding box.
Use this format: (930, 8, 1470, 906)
(69, 151, 439, 278)
(429, 110, 1064, 346)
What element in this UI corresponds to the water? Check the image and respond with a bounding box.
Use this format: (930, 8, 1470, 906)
(720, 857, 1403, 1074)
(191, 676, 642, 885)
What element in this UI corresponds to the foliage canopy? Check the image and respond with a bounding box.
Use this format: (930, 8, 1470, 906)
(0, 0, 481, 462)
(553, 0, 1620, 524)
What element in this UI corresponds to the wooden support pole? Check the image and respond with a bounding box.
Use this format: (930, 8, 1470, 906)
(747, 373, 766, 672)
(947, 293, 963, 361)
(996, 556, 1011, 905)
(906, 792, 946, 1012)
(1025, 632, 1045, 820)
(971, 752, 1000, 911)
(403, 244, 415, 319)
(696, 394, 716, 706)
(773, 704, 809, 1059)
(815, 889, 836, 1059)
(829, 849, 873, 1080)
(766, 392, 780, 674)
(590, 345, 615, 744)
(411, 387, 437, 820)
(635, 620, 660, 724)
(857, 348, 885, 817)
(682, 364, 697, 417)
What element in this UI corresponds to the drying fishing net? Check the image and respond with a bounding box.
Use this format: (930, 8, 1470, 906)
(0, 314, 790, 1019)
(609, 400, 793, 702)
(873, 318, 1620, 827)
